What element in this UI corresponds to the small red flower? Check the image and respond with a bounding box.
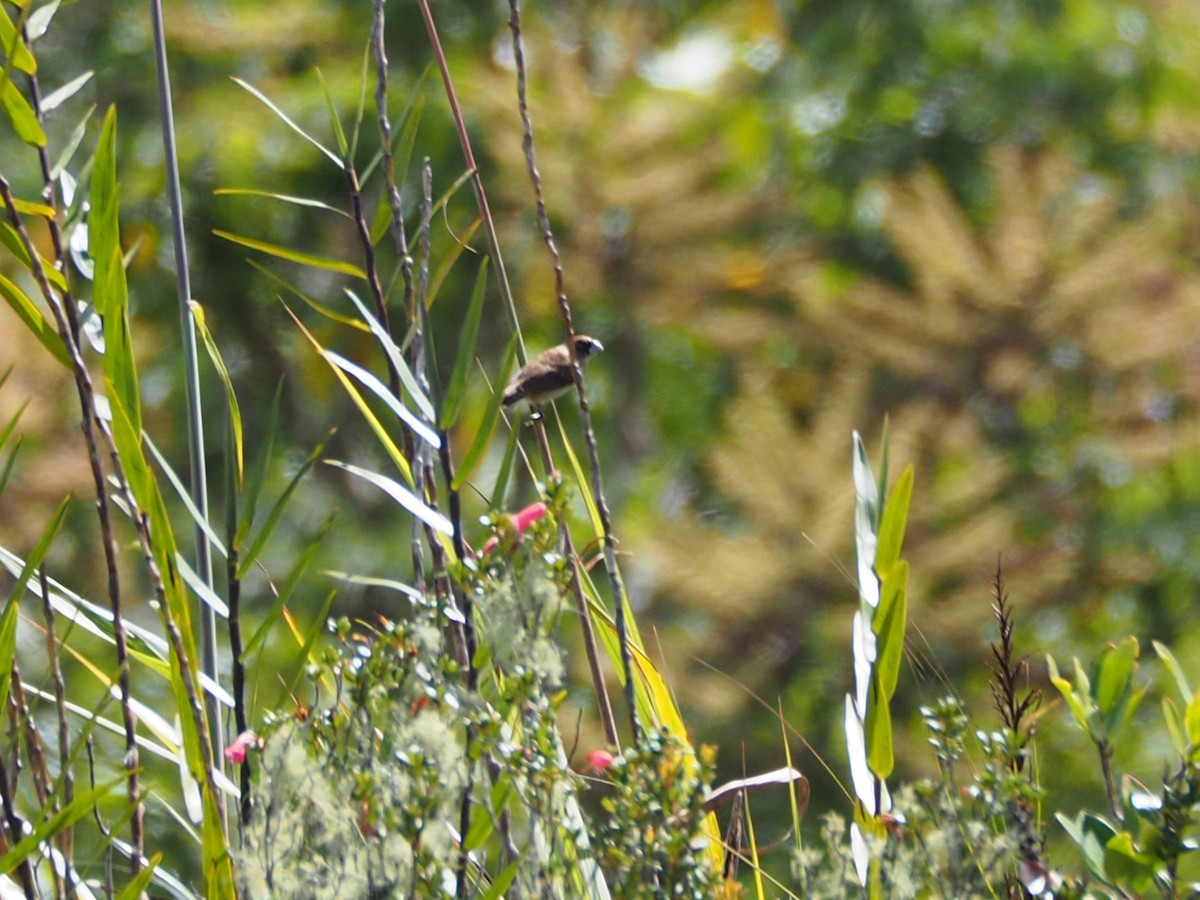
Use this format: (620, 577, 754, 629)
(224, 731, 262, 765)
(584, 749, 615, 774)
(478, 502, 550, 557)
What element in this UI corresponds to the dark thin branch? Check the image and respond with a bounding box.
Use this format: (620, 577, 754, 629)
(39, 567, 74, 864)
(507, 0, 640, 745)
(0, 172, 144, 874)
(416, 0, 620, 749)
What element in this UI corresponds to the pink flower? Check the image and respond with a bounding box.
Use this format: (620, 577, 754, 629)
(584, 749, 614, 774)
(224, 731, 262, 765)
(478, 502, 550, 557)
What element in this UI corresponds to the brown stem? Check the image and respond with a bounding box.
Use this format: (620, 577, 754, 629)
(507, 0, 640, 744)
(0, 172, 145, 874)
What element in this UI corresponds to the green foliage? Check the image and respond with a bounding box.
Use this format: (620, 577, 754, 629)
(592, 732, 722, 899)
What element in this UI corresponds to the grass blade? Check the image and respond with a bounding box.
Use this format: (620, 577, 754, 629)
(214, 229, 366, 278)
(327, 459, 453, 536)
(453, 334, 516, 492)
(230, 76, 343, 169)
(238, 431, 332, 579)
(439, 256, 488, 430)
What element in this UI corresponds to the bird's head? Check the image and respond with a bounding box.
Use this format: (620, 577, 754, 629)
(573, 335, 604, 361)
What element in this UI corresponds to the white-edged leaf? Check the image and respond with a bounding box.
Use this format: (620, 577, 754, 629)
(145, 434, 228, 559)
(20, 684, 175, 765)
(326, 460, 452, 536)
(845, 694, 875, 813)
(176, 720, 203, 824)
(324, 350, 440, 449)
(41, 71, 93, 113)
(174, 552, 229, 618)
(342, 289, 435, 422)
(323, 571, 423, 602)
(230, 77, 343, 169)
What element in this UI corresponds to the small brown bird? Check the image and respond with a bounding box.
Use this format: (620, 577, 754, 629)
(503, 335, 604, 409)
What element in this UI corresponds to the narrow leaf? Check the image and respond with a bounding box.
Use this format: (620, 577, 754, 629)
(440, 256, 489, 430)
(874, 465, 912, 579)
(243, 512, 335, 657)
(239, 431, 331, 579)
(0, 272, 70, 366)
(41, 71, 94, 113)
(453, 335, 516, 492)
(872, 560, 907, 699)
(0, 498, 70, 704)
(326, 460, 452, 536)
(0, 7, 36, 74)
(230, 77, 343, 168)
(238, 378, 283, 546)
(284, 303, 413, 485)
(189, 300, 243, 480)
(342, 288, 435, 422)
(214, 187, 351, 218)
(325, 350, 439, 448)
(315, 67, 348, 158)
(144, 432, 228, 559)
(2, 76, 46, 146)
(214, 229, 365, 278)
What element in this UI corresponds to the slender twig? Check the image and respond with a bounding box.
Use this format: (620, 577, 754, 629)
(507, 0, 640, 744)
(0, 172, 145, 874)
(39, 567, 74, 864)
(416, 0, 525, 363)
(371, 0, 415, 310)
(228, 525, 251, 826)
(415, 0, 620, 750)
(0, 733, 37, 898)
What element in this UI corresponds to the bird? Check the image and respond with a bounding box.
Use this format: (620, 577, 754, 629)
(502, 335, 604, 410)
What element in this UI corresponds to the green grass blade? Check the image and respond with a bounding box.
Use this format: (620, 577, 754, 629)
(439, 256, 489, 430)
(325, 349, 439, 449)
(238, 430, 332, 580)
(453, 335, 516, 493)
(242, 512, 335, 658)
(189, 300, 243, 480)
(342, 288, 435, 422)
(0, 221, 68, 291)
(238, 378, 283, 546)
(1, 76, 46, 147)
(874, 465, 912, 579)
(247, 260, 368, 330)
(51, 103, 95, 179)
(0, 498, 69, 704)
(315, 67, 348, 158)
(175, 551, 229, 619)
(0, 6, 37, 75)
(0, 775, 126, 876)
(487, 410, 520, 511)
(214, 187, 351, 219)
(114, 854, 162, 900)
(214, 229, 366, 278)
(426, 217, 481, 309)
(284, 303, 413, 485)
(230, 76, 343, 169)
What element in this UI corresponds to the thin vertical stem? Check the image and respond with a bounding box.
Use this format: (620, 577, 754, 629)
(0, 172, 144, 875)
(415, 0, 620, 750)
(147, 0, 223, 768)
(507, 0, 640, 744)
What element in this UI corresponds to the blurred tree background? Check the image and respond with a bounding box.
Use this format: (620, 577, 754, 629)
(5, 0, 1200, 879)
